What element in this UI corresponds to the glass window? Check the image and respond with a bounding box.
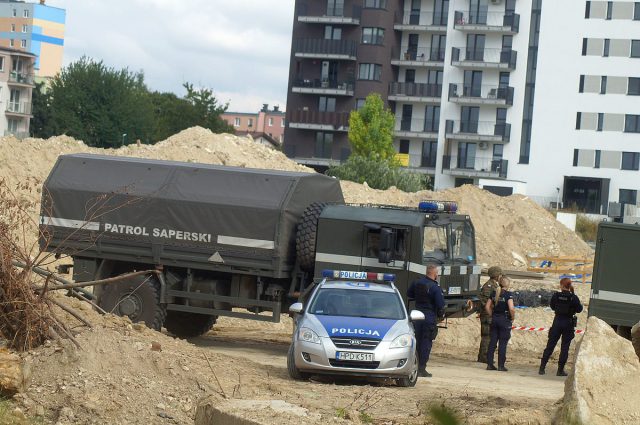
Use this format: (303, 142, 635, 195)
(364, 0, 387, 9)
(0, 57, 4, 71)
(625, 114, 640, 133)
(451, 221, 475, 262)
(10, 24, 15, 32)
(585, 1, 591, 18)
(606, 1, 612, 19)
(582, 38, 588, 56)
(23, 9, 29, 18)
(635, 2, 640, 20)
(358, 63, 381, 80)
(421, 140, 437, 167)
(600, 76, 607, 94)
(621, 152, 640, 170)
(324, 26, 342, 40)
(597, 113, 604, 131)
(319, 96, 336, 112)
(362, 28, 384, 45)
(234, 117, 240, 127)
(20, 39, 26, 48)
(595, 150, 601, 168)
(573, 149, 579, 166)
(268, 117, 274, 126)
(327, 0, 344, 17)
(21, 25, 27, 33)
(629, 77, 640, 95)
(576, 112, 582, 130)
(356, 98, 365, 110)
(620, 189, 638, 205)
(399, 139, 410, 154)
(281, 118, 285, 127)
(579, 75, 585, 93)
(308, 288, 405, 320)
(603, 39, 610, 57)
(632, 40, 640, 58)
(423, 225, 447, 260)
(9, 39, 14, 47)
(247, 118, 253, 127)
(315, 132, 333, 158)
(12, 8, 16, 17)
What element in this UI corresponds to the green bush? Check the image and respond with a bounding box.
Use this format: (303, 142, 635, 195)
(575, 215, 598, 242)
(327, 155, 430, 192)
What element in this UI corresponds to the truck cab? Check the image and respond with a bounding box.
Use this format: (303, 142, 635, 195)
(312, 201, 480, 318)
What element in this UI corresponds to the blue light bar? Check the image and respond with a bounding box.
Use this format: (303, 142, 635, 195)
(418, 200, 458, 214)
(321, 270, 396, 282)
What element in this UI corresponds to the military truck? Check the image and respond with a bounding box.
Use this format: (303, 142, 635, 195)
(589, 222, 640, 338)
(39, 154, 481, 337)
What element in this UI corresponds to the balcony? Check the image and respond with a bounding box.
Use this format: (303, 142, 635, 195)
(288, 109, 350, 132)
(6, 101, 31, 116)
(453, 11, 519, 33)
(294, 38, 357, 60)
(8, 71, 35, 86)
(451, 47, 517, 70)
(448, 83, 514, 106)
(391, 47, 446, 67)
(297, 3, 361, 25)
(442, 155, 508, 179)
(3, 130, 29, 139)
(394, 11, 448, 32)
(394, 117, 439, 138)
(445, 120, 511, 143)
(292, 78, 354, 96)
(389, 82, 442, 103)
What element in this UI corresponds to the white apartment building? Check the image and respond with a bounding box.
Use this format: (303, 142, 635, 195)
(0, 47, 35, 139)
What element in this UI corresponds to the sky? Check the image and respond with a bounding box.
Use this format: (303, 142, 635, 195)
(45, 0, 295, 113)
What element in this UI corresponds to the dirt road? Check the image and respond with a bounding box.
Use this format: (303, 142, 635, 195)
(193, 318, 564, 425)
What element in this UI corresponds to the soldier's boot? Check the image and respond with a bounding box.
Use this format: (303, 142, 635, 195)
(418, 367, 432, 378)
(498, 365, 508, 372)
(556, 363, 568, 377)
(538, 360, 547, 375)
(486, 364, 497, 371)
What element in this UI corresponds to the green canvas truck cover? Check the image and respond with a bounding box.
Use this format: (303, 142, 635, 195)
(39, 154, 344, 277)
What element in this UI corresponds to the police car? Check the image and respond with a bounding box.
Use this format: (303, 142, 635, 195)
(287, 270, 425, 387)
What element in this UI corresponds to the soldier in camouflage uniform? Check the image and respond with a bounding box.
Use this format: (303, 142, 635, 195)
(477, 266, 503, 362)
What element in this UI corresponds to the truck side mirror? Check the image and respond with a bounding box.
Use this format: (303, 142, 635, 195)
(289, 302, 304, 314)
(378, 227, 395, 263)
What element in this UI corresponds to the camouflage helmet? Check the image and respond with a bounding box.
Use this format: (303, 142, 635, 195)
(488, 266, 503, 278)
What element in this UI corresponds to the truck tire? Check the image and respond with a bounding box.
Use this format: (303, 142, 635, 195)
(396, 350, 418, 387)
(296, 202, 327, 272)
(164, 311, 217, 338)
(287, 344, 308, 380)
(97, 274, 166, 331)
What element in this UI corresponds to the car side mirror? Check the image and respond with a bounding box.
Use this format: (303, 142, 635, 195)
(410, 310, 425, 321)
(289, 302, 304, 314)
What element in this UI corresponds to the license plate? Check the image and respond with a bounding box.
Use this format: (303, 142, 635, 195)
(336, 352, 374, 361)
(448, 286, 461, 295)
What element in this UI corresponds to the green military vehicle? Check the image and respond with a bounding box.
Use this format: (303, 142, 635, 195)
(589, 222, 640, 338)
(39, 154, 481, 337)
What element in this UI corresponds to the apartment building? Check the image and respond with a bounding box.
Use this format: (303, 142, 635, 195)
(0, 46, 35, 138)
(284, 0, 640, 213)
(0, 0, 65, 79)
(222, 104, 286, 144)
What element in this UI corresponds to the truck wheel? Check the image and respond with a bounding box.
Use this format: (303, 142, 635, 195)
(396, 350, 418, 387)
(164, 311, 217, 338)
(287, 344, 308, 381)
(98, 274, 166, 331)
(296, 202, 327, 272)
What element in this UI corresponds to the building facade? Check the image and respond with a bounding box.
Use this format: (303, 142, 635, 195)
(284, 0, 640, 213)
(0, 0, 65, 79)
(222, 104, 286, 144)
(0, 46, 35, 137)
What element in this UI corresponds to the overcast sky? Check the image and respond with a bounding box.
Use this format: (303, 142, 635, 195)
(45, 0, 295, 113)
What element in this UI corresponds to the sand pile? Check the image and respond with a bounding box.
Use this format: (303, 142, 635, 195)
(0, 127, 590, 269)
(556, 316, 640, 424)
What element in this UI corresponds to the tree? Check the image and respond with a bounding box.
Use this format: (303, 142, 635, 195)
(183, 83, 234, 134)
(30, 81, 54, 138)
(45, 57, 155, 147)
(347, 93, 396, 161)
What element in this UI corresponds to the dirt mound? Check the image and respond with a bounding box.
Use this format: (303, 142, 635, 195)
(556, 316, 640, 425)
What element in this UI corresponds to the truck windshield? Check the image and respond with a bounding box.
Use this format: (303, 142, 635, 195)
(423, 225, 447, 261)
(308, 288, 405, 320)
(450, 221, 475, 262)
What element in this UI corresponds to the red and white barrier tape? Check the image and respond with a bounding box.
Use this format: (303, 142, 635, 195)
(511, 326, 585, 334)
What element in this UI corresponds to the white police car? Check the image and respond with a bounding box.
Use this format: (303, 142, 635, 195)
(286, 270, 425, 387)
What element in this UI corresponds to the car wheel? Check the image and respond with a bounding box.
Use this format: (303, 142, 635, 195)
(287, 344, 309, 381)
(397, 350, 418, 387)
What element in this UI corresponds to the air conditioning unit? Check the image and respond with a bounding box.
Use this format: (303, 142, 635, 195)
(490, 0, 502, 4)
(478, 141, 489, 150)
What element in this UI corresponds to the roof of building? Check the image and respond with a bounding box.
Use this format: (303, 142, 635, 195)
(236, 131, 280, 147)
(0, 46, 36, 57)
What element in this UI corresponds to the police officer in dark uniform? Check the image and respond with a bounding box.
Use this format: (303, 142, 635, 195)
(539, 278, 583, 376)
(407, 264, 446, 378)
(486, 276, 515, 371)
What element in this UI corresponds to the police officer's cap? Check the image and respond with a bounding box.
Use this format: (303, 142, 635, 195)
(488, 266, 503, 278)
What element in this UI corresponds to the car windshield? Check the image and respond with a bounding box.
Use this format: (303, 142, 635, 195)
(308, 288, 406, 320)
(423, 225, 447, 261)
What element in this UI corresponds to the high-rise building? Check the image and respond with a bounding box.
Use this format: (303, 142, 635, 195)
(0, 0, 65, 79)
(0, 46, 36, 138)
(284, 0, 640, 213)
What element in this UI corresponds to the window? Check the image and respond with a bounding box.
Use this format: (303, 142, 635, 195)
(579, 75, 585, 93)
(20, 39, 26, 48)
(597, 113, 604, 131)
(424, 106, 440, 132)
(582, 38, 588, 56)
(585, 1, 591, 18)
(324, 26, 341, 40)
(23, 9, 29, 18)
(630, 77, 640, 95)
(362, 27, 384, 45)
(10, 24, 15, 33)
(421, 140, 437, 167)
(625, 114, 640, 132)
(606, 1, 612, 19)
(281, 118, 285, 127)
(356, 98, 365, 110)
(600, 76, 607, 94)
(247, 118, 253, 127)
(430, 34, 446, 60)
(268, 117, 274, 126)
(234, 117, 240, 127)
(576, 112, 582, 130)
(0, 57, 4, 72)
(21, 25, 27, 33)
(358, 63, 381, 80)
(399, 139, 410, 154)
(9, 39, 14, 48)
(364, 0, 387, 8)
(327, 0, 344, 17)
(621, 152, 640, 170)
(318, 96, 336, 112)
(635, 2, 640, 20)
(620, 189, 638, 205)
(573, 149, 579, 166)
(12, 9, 16, 17)
(632, 40, 640, 58)
(315, 132, 333, 158)
(603, 39, 610, 57)
(595, 150, 601, 168)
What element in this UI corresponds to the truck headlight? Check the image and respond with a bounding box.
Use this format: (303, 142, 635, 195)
(390, 334, 412, 349)
(299, 327, 321, 344)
